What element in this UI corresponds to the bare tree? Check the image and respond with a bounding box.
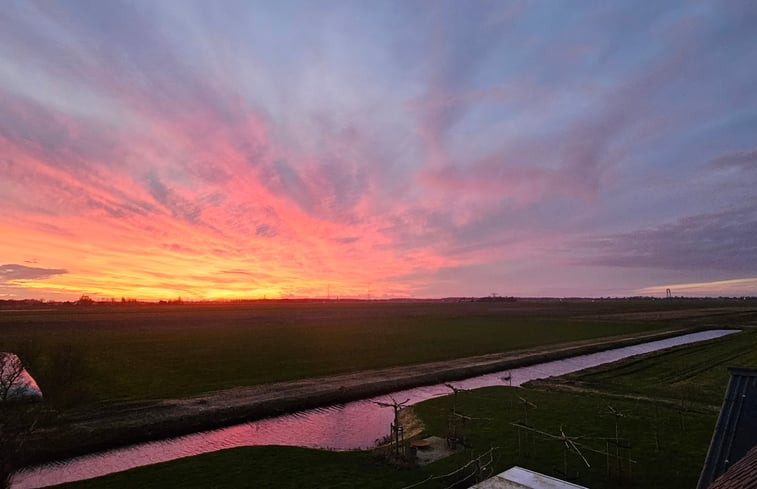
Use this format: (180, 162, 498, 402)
(0, 352, 27, 489)
(0, 353, 25, 402)
(0, 353, 35, 489)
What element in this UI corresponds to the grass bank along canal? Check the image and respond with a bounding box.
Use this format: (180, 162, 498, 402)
(12, 328, 737, 489)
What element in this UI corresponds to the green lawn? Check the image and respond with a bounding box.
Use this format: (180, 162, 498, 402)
(411, 386, 717, 489)
(552, 329, 757, 406)
(0, 300, 716, 407)
(46, 318, 757, 489)
(51, 447, 423, 489)
(50, 386, 718, 489)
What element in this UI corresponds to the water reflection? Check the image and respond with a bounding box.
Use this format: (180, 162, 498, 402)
(12, 329, 736, 489)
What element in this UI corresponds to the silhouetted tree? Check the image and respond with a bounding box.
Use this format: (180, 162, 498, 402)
(0, 354, 37, 489)
(0, 354, 24, 402)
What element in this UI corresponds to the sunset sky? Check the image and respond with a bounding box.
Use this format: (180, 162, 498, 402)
(1, 1, 756, 300)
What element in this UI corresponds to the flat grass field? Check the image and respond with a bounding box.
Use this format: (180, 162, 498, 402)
(51, 315, 757, 489)
(1, 298, 753, 408)
(52, 388, 719, 489)
(548, 327, 757, 406)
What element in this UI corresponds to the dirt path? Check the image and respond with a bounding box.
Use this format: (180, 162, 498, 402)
(23, 326, 714, 465)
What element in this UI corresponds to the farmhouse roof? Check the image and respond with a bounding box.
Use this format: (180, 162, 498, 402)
(698, 367, 757, 489)
(707, 445, 757, 489)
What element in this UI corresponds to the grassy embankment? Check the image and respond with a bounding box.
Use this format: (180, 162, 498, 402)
(1, 299, 733, 409)
(529, 325, 757, 406)
(49, 310, 757, 489)
(52, 385, 721, 489)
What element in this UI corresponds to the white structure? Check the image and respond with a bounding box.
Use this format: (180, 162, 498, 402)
(0, 352, 43, 401)
(470, 466, 589, 489)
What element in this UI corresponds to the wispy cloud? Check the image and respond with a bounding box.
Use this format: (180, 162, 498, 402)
(0, 264, 67, 283)
(577, 205, 757, 273)
(637, 278, 757, 297)
(0, 1, 756, 299)
(710, 147, 757, 171)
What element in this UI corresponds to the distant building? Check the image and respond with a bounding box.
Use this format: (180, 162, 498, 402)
(469, 466, 589, 489)
(697, 367, 757, 489)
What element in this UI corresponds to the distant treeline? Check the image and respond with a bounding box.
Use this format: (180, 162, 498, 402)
(471, 296, 518, 302)
(2, 294, 757, 310)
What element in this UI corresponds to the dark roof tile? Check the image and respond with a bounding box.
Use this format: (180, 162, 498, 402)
(698, 367, 757, 489)
(708, 445, 757, 489)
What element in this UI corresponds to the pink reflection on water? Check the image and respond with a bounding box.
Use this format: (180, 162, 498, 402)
(12, 329, 737, 489)
(12, 401, 396, 489)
